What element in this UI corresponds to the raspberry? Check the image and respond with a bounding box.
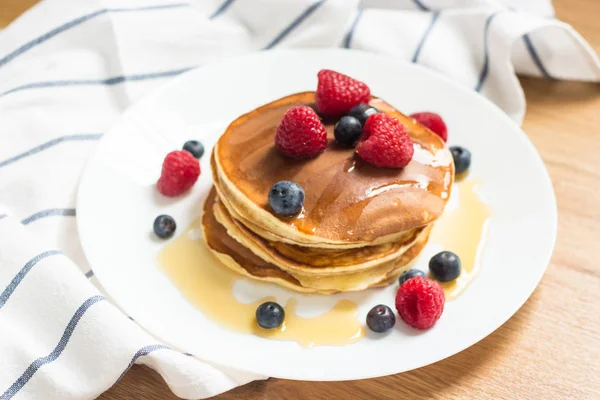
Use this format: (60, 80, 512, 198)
(356, 113, 414, 168)
(275, 106, 327, 158)
(395, 276, 445, 330)
(315, 69, 370, 116)
(157, 150, 200, 197)
(410, 112, 448, 141)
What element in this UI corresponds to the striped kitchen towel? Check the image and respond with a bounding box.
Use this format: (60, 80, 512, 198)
(0, 0, 598, 399)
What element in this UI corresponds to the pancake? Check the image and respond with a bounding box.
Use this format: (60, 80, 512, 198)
(213, 91, 453, 248)
(203, 91, 454, 293)
(201, 189, 322, 293)
(211, 152, 422, 268)
(212, 193, 424, 275)
(202, 188, 431, 292)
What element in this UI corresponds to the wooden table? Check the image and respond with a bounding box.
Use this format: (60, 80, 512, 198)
(3, 1, 599, 398)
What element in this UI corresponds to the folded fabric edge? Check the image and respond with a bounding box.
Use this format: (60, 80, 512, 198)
(0, 214, 264, 400)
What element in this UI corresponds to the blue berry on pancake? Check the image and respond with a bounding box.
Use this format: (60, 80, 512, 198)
(334, 116, 363, 147)
(348, 103, 378, 126)
(268, 181, 304, 216)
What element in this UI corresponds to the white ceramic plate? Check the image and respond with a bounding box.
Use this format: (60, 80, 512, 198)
(77, 49, 556, 380)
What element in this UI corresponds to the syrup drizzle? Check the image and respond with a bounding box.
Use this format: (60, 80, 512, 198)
(431, 180, 491, 299)
(218, 93, 453, 241)
(158, 180, 490, 346)
(159, 220, 364, 348)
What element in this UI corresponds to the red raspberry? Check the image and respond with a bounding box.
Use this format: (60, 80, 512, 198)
(315, 69, 370, 116)
(395, 276, 445, 330)
(356, 113, 414, 168)
(275, 106, 327, 158)
(410, 112, 448, 141)
(157, 150, 200, 197)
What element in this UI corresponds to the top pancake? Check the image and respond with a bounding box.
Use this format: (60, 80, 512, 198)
(214, 92, 453, 247)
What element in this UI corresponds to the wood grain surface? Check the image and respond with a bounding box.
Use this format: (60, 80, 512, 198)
(3, 1, 600, 399)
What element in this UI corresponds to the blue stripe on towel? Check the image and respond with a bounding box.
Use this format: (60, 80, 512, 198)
(0, 134, 102, 169)
(412, 12, 440, 63)
(264, 0, 327, 49)
(0, 215, 6, 221)
(503, 7, 551, 78)
(0, 3, 190, 69)
(114, 345, 170, 384)
(0, 67, 193, 99)
(523, 34, 551, 78)
(84, 270, 95, 279)
(0, 296, 105, 400)
(343, 9, 364, 49)
(475, 12, 501, 92)
(0, 250, 62, 309)
(413, 0, 431, 11)
(209, 0, 237, 19)
(21, 209, 76, 225)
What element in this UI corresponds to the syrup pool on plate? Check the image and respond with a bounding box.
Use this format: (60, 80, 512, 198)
(158, 221, 364, 348)
(431, 180, 491, 299)
(158, 180, 491, 345)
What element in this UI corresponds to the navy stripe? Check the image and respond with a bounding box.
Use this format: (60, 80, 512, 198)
(0, 214, 6, 221)
(0, 250, 62, 309)
(343, 9, 364, 49)
(412, 12, 440, 63)
(0, 295, 105, 400)
(0, 67, 193, 99)
(0, 3, 189, 69)
(503, 6, 551, 78)
(475, 12, 501, 92)
(21, 209, 76, 225)
(523, 34, 551, 78)
(209, 0, 236, 19)
(183, 352, 195, 357)
(0, 134, 102, 169)
(264, 0, 327, 50)
(84, 270, 94, 279)
(413, 0, 430, 11)
(114, 345, 169, 384)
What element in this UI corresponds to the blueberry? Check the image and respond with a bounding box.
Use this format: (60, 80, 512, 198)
(398, 269, 426, 286)
(334, 116, 363, 147)
(450, 146, 471, 175)
(153, 215, 176, 239)
(256, 301, 285, 329)
(348, 103, 379, 126)
(268, 181, 304, 216)
(183, 140, 205, 159)
(366, 304, 396, 333)
(429, 251, 461, 282)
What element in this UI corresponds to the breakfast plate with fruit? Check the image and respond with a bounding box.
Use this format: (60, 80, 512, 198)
(77, 49, 557, 380)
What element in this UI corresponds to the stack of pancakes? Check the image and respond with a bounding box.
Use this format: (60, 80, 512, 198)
(202, 92, 454, 294)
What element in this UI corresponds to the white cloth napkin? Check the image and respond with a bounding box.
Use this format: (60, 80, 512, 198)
(0, 0, 598, 399)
